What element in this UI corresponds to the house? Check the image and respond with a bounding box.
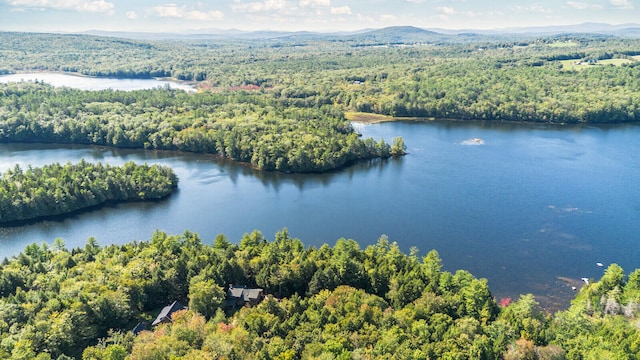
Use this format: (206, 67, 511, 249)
(151, 300, 185, 326)
(224, 285, 264, 309)
(132, 321, 149, 335)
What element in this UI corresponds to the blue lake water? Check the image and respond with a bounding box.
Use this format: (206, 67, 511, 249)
(1, 74, 639, 310)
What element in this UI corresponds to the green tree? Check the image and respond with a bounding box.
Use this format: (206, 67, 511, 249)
(188, 276, 225, 319)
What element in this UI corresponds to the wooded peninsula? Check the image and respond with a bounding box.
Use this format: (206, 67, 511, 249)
(0, 161, 178, 223)
(0, 82, 404, 173)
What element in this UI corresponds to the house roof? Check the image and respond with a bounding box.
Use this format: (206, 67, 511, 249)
(132, 321, 149, 335)
(228, 286, 263, 302)
(152, 300, 185, 326)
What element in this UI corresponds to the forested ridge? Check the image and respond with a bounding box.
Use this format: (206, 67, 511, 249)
(0, 230, 639, 359)
(0, 161, 178, 223)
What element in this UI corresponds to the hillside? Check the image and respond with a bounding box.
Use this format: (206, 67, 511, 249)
(345, 26, 451, 44)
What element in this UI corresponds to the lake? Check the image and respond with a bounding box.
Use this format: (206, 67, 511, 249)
(1, 74, 639, 310)
(0, 72, 196, 92)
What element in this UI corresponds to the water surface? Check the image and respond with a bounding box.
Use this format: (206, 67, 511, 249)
(1, 75, 639, 310)
(1, 121, 638, 310)
(0, 72, 196, 92)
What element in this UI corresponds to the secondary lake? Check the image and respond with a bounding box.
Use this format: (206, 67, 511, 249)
(1, 74, 639, 310)
(0, 72, 196, 92)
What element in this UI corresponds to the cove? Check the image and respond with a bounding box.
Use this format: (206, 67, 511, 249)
(1, 120, 639, 310)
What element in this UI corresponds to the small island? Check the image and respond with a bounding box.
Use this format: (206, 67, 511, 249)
(0, 160, 178, 223)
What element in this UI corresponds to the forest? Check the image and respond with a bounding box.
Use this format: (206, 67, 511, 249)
(2, 31, 640, 126)
(0, 82, 404, 173)
(0, 160, 178, 223)
(0, 230, 638, 359)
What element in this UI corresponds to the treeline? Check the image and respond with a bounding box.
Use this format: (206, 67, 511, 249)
(0, 160, 178, 223)
(0, 33, 200, 81)
(0, 230, 639, 359)
(338, 59, 640, 123)
(0, 82, 405, 173)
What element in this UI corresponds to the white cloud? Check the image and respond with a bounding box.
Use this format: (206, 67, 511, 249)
(231, 0, 289, 13)
(149, 4, 223, 20)
(356, 13, 374, 22)
(460, 10, 504, 18)
(610, 0, 633, 8)
(566, 1, 594, 9)
(566, 0, 629, 9)
(379, 14, 397, 21)
(434, 14, 449, 21)
(330, 5, 351, 14)
(126, 10, 138, 19)
(437, 6, 455, 14)
(9, 0, 114, 13)
(299, 0, 330, 8)
(512, 5, 552, 13)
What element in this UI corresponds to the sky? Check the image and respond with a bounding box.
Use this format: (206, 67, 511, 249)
(0, 0, 638, 33)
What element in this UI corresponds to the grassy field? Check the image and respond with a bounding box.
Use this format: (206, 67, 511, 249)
(345, 111, 443, 124)
(598, 58, 634, 66)
(560, 58, 634, 70)
(344, 111, 396, 123)
(548, 41, 579, 48)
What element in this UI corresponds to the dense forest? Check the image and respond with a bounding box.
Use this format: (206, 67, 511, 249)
(0, 82, 404, 173)
(0, 160, 178, 223)
(0, 230, 638, 359)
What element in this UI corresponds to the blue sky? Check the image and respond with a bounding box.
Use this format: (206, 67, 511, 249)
(0, 0, 638, 33)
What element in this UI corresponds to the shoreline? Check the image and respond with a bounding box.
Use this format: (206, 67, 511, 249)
(345, 111, 640, 126)
(0, 194, 176, 227)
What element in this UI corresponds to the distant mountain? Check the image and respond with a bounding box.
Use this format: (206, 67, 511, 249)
(79, 26, 449, 44)
(498, 22, 640, 35)
(80, 30, 199, 40)
(81, 29, 367, 41)
(78, 22, 640, 42)
(427, 22, 640, 37)
(360, 26, 439, 37)
(345, 26, 450, 44)
(609, 27, 640, 38)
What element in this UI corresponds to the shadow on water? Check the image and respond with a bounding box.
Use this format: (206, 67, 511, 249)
(0, 203, 118, 229)
(387, 118, 620, 133)
(1, 143, 402, 192)
(241, 157, 403, 193)
(0, 198, 174, 228)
